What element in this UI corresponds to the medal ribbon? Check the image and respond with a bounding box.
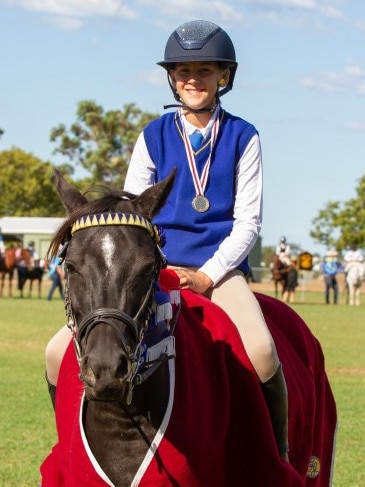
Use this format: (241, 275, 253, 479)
(180, 108, 220, 197)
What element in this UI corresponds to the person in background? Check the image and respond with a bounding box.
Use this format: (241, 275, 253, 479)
(276, 236, 290, 265)
(0, 227, 5, 258)
(282, 257, 299, 304)
(47, 256, 64, 301)
(124, 20, 289, 460)
(27, 241, 39, 268)
(343, 244, 364, 272)
(321, 250, 342, 305)
(27, 240, 37, 256)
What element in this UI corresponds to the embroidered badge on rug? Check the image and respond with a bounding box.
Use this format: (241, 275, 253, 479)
(307, 456, 321, 478)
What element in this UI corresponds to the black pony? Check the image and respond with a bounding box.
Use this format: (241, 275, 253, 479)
(40, 170, 337, 487)
(17, 261, 46, 298)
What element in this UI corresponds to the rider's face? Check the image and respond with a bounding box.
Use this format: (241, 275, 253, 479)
(169, 62, 228, 111)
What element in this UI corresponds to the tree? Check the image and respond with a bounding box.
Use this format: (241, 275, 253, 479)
(50, 101, 159, 187)
(0, 148, 64, 216)
(310, 174, 365, 250)
(261, 246, 276, 266)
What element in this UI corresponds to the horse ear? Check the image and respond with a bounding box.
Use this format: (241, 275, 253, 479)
(54, 169, 88, 214)
(132, 168, 176, 220)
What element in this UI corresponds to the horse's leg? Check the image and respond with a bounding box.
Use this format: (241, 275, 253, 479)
(28, 279, 32, 298)
(18, 273, 26, 298)
(355, 287, 360, 306)
(38, 279, 42, 299)
(9, 275, 13, 298)
(348, 284, 354, 306)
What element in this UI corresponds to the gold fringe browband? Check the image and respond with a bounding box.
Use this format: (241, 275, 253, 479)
(71, 212, 164, 245)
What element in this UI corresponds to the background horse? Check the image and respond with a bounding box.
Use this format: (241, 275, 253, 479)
(40, 170, 336, 487)
(17, 258, 47, 298)
(0, 248, 17, 297)
(271, 254, 287, 298)
(346, 262, 365, 306)
(0, 248, 30, 297)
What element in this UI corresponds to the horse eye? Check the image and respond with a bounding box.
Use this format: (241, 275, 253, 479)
(64, 261, 76, 273)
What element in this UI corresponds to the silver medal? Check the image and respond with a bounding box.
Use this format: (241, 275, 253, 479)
(192, 195, 210, 213)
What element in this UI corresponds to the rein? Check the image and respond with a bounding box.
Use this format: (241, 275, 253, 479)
(61, 211, 176, 404)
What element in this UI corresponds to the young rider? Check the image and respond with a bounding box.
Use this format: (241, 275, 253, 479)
(124, 20, 289, 460)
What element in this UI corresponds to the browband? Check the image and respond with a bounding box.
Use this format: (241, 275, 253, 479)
(71, 212, 166, 247)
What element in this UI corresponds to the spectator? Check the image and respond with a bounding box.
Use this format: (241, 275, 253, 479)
(321, 250, 342, 305)
(47, 257, 64, 301)
(27, 241, 39, 268)
(0, 227, 5, 257)
(276, 236, 290, 265)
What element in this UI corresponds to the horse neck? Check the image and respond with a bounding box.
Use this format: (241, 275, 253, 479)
(4, 249, 16, 269)
(83, 400, 153, 486)
(348, 262, 364, 280)
(83, 364, 169, 486)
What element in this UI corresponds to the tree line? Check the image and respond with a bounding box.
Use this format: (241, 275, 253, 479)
(0, 100, 364, 250)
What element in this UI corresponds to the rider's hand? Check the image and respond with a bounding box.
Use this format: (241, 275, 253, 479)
(175, 269, 213, 294)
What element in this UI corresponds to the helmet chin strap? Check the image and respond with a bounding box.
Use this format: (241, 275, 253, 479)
(163, 102, 217, 113)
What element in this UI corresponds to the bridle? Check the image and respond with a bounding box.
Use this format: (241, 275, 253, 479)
(59, 211, 171, 404)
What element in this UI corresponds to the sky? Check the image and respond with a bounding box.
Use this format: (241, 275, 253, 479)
(1, 0, 364, 256)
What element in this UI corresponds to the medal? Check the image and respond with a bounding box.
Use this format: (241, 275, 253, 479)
(179, 107, 220, 213)
(192, 195, 210, 213)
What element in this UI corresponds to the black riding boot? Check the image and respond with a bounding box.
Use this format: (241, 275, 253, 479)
(261, 363, 289, 460)
(45, 371, 56, 411)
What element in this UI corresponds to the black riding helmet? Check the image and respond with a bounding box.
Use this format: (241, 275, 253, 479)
(158, 20, 238, 106)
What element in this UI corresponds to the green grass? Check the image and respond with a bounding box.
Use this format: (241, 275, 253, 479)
(0, 292, 364, 486)
(0, 296, 65, 487)
(290, 300, 365, 487)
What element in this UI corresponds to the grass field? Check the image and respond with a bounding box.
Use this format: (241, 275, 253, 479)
(0, 290, 364, 487)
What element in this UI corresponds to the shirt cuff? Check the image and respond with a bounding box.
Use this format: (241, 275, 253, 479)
(198, 260, 228, 287)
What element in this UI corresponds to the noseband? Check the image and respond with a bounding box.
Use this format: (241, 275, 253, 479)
(60, 212, 168, 403)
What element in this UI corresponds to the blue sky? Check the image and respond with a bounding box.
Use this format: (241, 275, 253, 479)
(1, 0, 364, 255)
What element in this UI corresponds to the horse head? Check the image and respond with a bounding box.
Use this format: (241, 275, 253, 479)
(49, 169, 175, 402)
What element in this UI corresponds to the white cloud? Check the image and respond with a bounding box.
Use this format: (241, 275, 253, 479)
(137, 0, 243, 24)
(320, 5, 343, 19)
(300, 63, 365, 95)
(353, 19, 365, 31)
(46, 14, 82, 29)
(345, 121, 365, 132)
(139, 67, 166, 88)
(247, 0, 317, 8)
(1, 0, 138, 31)
(242, 0, 348, 29)
(10, 0, 137, 20)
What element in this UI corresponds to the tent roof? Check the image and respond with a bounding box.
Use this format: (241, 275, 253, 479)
(0, 217, 64, 235)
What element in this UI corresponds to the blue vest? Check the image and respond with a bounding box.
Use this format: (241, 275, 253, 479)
(143, 110, 258, 274)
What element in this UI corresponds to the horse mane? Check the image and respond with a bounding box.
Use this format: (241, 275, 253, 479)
(48, 186, 138, 260)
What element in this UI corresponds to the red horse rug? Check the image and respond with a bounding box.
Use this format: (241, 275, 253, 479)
(40, 270, 337, 487)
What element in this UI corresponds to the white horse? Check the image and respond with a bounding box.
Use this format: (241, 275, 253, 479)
(346, 262, 365, 306)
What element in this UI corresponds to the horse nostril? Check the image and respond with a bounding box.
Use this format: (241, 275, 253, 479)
(115, 355, 130, 379)
(79, 355, 97, 386)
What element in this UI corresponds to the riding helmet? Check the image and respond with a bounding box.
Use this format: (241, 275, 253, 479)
(158, 20, 238, 99)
